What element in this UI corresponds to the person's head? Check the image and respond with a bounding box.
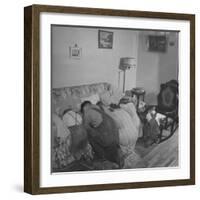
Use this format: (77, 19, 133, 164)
(80, 101, 92, 114)
(96, 101, 104, 111)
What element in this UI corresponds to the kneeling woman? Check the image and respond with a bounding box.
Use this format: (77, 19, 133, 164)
(81, 101, 122, 167)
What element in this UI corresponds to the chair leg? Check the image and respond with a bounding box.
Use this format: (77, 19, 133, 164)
(170, 121, 175, 135)
(159, 125, 163, 143)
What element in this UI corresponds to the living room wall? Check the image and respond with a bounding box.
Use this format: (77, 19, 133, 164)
(52, 26, 138, 91)
(136, 31, 178, 105)
(136, 32, 160, 104)
(158, 32, 179, 84)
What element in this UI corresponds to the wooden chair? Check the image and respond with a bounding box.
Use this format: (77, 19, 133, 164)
(156, 80, 179, 142)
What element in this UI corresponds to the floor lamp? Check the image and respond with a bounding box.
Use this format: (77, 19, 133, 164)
(119, 57, 136, 92)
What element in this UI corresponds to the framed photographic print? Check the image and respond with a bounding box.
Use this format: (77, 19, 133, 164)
(69, 44, 82, 59)
(24, 4, 195, 194)
(147, 35, 167, 52)
(98, 30, 113, 49)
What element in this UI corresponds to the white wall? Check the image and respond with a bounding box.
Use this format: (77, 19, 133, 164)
(0, 0, 199, 200)
(136, 31, 178, 105)
(52, 26, 138, 90)
(136, 31, 160, 104)
(158, 32, 179, 83)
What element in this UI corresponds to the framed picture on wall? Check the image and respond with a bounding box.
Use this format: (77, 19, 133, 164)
(98, 30, 113, 49)
(147, 35, 167, 52)
(69, 45, 82, 59)
(24, 4, 195, 195)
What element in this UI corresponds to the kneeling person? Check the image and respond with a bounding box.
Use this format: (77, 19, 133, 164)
(81, 101, 122, 167)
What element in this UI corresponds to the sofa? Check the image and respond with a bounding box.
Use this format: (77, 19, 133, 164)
(52, 82, 124, 171)
(51, 82, 142, 172)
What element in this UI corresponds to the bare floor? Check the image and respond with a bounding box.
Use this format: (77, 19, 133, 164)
(135, 129, 178, 168)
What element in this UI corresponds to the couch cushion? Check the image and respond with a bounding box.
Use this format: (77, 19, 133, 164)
(100, 91, 112, 106)
(53, 95, 81, 115)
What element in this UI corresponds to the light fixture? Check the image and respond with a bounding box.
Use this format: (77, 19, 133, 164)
(119, 57, 136, 92)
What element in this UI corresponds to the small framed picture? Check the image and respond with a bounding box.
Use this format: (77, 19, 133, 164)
(147, 35, 167, 52)
(98, 30, 113, 49)
(69, 45, 82, 59)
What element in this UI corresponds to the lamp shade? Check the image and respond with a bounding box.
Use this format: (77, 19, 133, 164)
(119, 57, 136, 70)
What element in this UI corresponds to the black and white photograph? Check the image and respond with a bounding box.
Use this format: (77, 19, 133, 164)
(51, 25, 179, 173)
(24, 4, 195, 194)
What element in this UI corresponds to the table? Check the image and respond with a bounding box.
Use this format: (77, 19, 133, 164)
(131, 87, 145, 110)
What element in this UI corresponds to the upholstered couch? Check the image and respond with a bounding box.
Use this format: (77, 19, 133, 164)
(52, 82, 123, 171)
(51, 82, 143, 171)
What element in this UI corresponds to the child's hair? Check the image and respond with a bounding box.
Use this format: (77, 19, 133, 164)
(61, 108, 72, 118)
(110, 103, 120, 109)
(96, 101, 104, 112)
(80, 101, 92, 113)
